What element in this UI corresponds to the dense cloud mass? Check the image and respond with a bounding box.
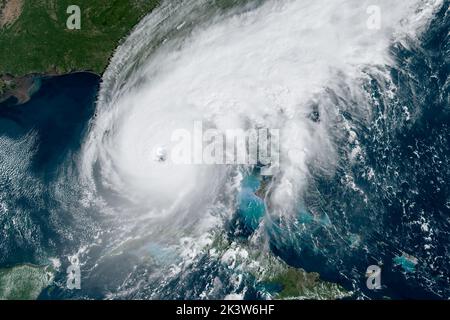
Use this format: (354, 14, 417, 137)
(82, 0, 441, 236)
(1, 0, 447, 300)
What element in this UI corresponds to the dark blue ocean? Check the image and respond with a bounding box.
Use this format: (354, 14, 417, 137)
(0, 4, 448, 300)
(0, 73, 99, 268)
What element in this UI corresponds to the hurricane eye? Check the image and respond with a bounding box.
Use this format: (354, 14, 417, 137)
(154, 146, 168, 162)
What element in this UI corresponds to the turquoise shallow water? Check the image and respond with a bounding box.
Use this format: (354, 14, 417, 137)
(0, 2, 449, 300)
(239, 175, 265, 228)
(393, 256, 418, 273)
(230, 172, 266, 236)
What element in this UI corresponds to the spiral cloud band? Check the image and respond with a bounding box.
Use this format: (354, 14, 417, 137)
(80, 0, 442, 242)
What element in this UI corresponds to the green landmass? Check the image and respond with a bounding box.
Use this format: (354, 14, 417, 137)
(208, 233, 351, 300)
(0, 0, 159, 76)
(0, 264, 54, 300)
(0, 77, 14, 95)
(265, 267, 349, 300)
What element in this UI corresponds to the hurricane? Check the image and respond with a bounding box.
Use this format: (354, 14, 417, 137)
(0, 0, 448, 299)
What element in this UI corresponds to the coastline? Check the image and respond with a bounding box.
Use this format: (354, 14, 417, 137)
(0, 70, 101, 105)
(0, 0, 162, 106)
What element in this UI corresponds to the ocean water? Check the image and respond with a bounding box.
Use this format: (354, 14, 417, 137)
(0, 73, 100, 268)
(0, 0, 449, 300)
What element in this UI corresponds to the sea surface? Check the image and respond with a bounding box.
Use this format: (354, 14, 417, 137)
(0, 1, 449, 300)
